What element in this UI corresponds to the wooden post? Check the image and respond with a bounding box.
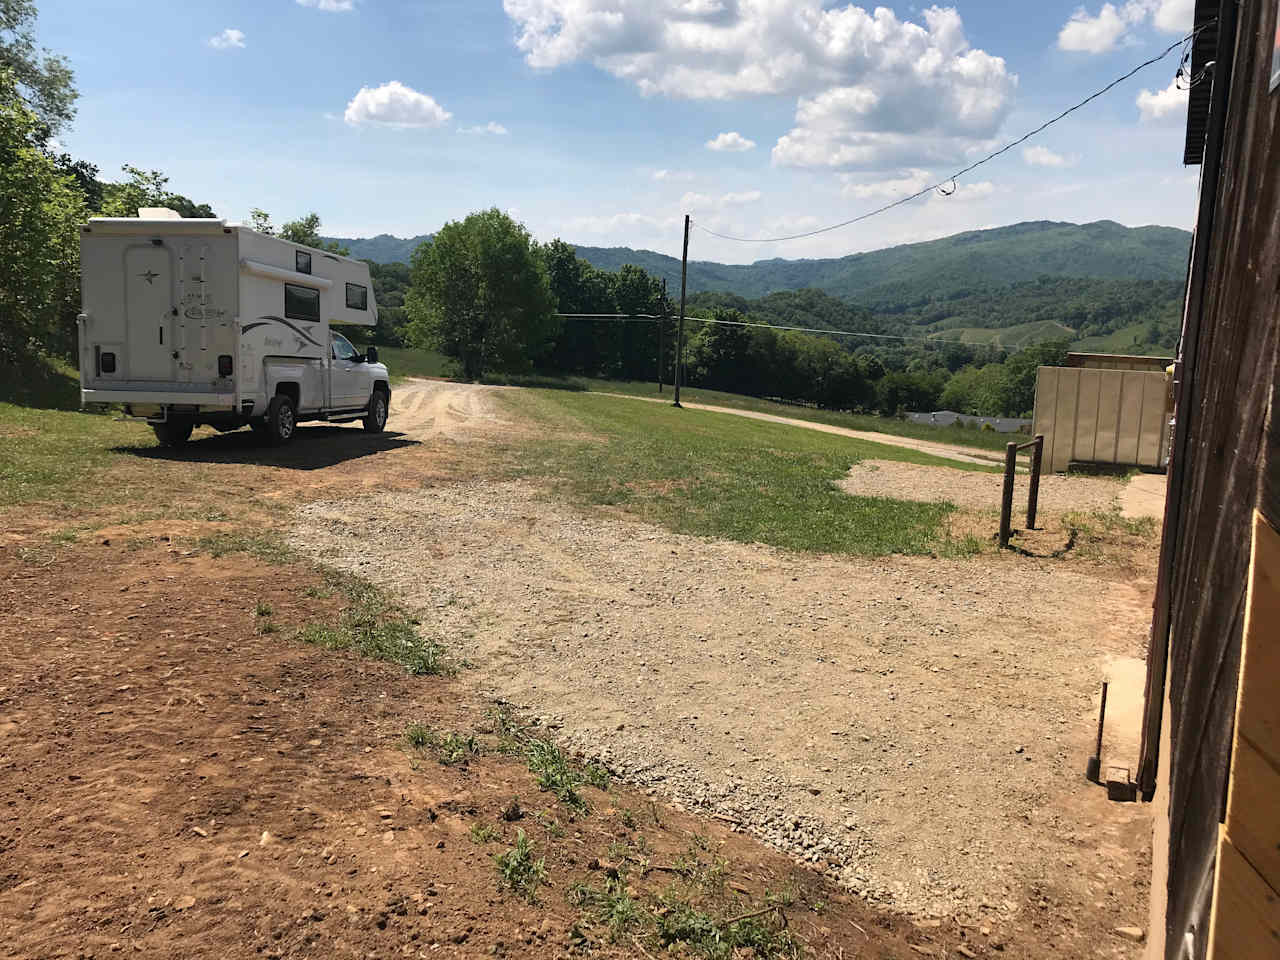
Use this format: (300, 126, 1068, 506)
(658, 278, 667, 394)
(673, 214, 690, 408)
(1026, 434, 1044, 530)
(1000, 441, 1017, 548)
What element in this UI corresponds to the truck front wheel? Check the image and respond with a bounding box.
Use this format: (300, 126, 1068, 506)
(363, 389, 389, 434)
(264, 393, 297, 445)
(152, 418, 193, 447)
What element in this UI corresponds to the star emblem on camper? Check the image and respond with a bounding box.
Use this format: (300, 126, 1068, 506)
(138, 269, 160, 285)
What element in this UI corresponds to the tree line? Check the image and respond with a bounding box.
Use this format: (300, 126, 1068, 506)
(397, 208, 1066, 418)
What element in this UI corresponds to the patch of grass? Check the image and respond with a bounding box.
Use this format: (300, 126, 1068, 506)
(256, 620, 279, 635)
(254, 600, 273, 617)
(501, 390, 992, 557)
(297, 574, 451, 676)
(470, 822, 500, 844)
(197, 531, 296, 564)
(505, 375, 1016, 453)
(524, 737, 610, 812)
(619, 808, 636, 830)
(494, 828, 547, 902)
(568, 874, 646, 942)
(402, 724, 479, 765)
(653, 894, 801, 960)
(1061, 507, 1160, 562)
(349, 345, 455, 383)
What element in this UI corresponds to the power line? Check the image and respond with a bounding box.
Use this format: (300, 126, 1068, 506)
(694, 23, 1213, 245)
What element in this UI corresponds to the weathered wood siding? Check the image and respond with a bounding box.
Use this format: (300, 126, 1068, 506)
(1159, 1, 1280, 956)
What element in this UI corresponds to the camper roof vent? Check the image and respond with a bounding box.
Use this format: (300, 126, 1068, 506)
(138, 207, 182, 220)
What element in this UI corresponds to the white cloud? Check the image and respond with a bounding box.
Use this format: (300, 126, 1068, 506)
(504, 2, 1016, 171)
(840, 169, 932, 200)
(652, 168, 694, 181)
(459, 121, 509, 135)
(1058, 1, 1194, 54)
(208, 28, 246, 50)
(343, 81, 452, 128)
(1136, 78, 1188, 120)
(1022, 145, 1077, 168)
(562, 211, 682, 235)
(706, 131, 755, 152)
(679, 190, 761, 210)
(297, 0, 355, 11)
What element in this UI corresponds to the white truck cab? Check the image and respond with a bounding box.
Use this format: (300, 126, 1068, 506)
(77, 209, 391, 446)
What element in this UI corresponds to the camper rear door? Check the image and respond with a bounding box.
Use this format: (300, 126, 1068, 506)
(123, 245, 176, 380)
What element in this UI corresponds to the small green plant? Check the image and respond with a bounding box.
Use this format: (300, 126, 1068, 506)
(470, 822, 500, 844)
(525, 738, 589, 811)
(402, 724, 479, 765)
(569, 874, 645, 942)
(619, 808, 636, 830)
(494, 829, 547, 902)
(256, 619, 279, 635)
(301, 584, 333, 599)
(296, 576, 450, 676)
(403, 722, 431, 749)
(254, 600, 273, 617)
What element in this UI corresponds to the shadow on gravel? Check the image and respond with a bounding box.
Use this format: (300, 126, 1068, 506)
(115, 426, 419, 470)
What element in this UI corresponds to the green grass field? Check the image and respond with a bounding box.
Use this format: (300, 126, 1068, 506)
(501, 389, 993, 557)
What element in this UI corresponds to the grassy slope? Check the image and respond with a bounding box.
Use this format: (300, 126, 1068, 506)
(482, 373, 1016, 453)
(501, 389, 992, 557)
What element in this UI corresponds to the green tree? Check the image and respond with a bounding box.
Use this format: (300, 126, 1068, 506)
(279, 212, 349, 255)
(1, 0, 75, 136)
(97, 165, 214, 218)
(0, 67, 84, 361)
(405, 208, 559, 380)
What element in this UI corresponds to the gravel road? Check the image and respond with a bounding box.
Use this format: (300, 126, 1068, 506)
(291, 384, 1154, 929)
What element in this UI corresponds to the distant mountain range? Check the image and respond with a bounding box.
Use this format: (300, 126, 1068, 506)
(325, 233, 434, 264)
(327, 220, 1191, 352)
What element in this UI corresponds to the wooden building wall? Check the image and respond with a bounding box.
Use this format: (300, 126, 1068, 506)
(1155, 1, 1280, 955)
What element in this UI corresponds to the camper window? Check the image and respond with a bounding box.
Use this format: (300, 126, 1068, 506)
(295, 251, 311, 275)
(284, 283, 321, 323)
(345, 282, 368, 311)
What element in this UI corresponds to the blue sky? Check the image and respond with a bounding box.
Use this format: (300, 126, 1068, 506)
(42, 1, 1199, 263)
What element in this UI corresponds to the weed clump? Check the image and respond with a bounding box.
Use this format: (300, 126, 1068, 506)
(402, 724, 479, 765)
(494, 829, 546, 901)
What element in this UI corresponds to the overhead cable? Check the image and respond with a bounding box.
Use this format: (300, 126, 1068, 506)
(693, 23, 1215, 245)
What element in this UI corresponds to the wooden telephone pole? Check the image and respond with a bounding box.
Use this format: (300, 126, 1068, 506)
(673, 214, 690, 408)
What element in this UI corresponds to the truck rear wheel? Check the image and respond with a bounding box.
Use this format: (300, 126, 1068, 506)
(363, 389, 389, 434)
(152, 418, 193, 447)
(264, 393, 297, 445)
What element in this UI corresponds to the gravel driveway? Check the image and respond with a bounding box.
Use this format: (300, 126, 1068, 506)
(292, 469, 1152, 926)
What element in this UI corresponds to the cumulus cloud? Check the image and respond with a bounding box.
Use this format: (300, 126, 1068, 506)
(459, 121, 509, 134)
(297, 0, 355, 11)
(706, 131, 755, 152)
(652, 168, 695, 181)
(503, 2, 1016, 170)
(208, 28, 246, 50)
(562, 211, 682, 234)
(1136, 78, 1188, 120)
(840, 169, 932, 200)
(1022, 145, 1077, 167)
(344, 81, 452, 128)
(680, 190, 762, 210)
(1058, 1, 1194, 54)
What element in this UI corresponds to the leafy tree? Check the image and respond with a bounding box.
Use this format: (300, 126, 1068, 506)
(97, 165, 214, 218)
(406, 208, 559, 380)
(0, 0, 75, 136)
(279, 212, 349, 255)
(0, 67, 84, 361)
(248, 208, 275, 235)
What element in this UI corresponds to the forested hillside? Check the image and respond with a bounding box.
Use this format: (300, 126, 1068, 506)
(325, 233, 434, 264)
(336, 220, 1189, 352)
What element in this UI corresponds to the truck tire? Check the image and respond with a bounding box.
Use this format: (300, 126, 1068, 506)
(152, 418, 193, 447)
(363, 388, 389, 434)
(264, 393, 297, 445)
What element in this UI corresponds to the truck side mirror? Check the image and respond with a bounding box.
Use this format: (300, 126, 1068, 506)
(366, 346, 378, 363)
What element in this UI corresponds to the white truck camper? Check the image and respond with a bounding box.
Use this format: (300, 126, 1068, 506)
(77, 209, 391, 446)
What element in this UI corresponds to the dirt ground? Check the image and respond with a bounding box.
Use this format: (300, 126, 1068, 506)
(837, 459, 1127, 516)
(0, 379, 1158, 959)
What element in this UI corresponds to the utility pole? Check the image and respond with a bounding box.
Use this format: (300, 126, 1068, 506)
(673, 214, 690, 408)
(658, 278, 667, 394)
